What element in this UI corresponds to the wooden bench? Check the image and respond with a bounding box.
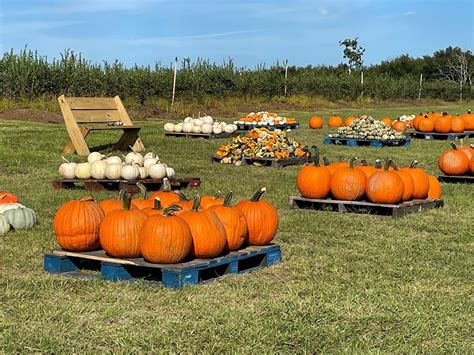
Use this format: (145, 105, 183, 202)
(58, 95, 145, 156)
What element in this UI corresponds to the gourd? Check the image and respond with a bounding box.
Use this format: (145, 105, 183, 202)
(164, 123, 175, 132)
(139, 205, 193, 263)
(75, 162, 92, 179)
(173, 123, 183, 132)
(105, 163, 122, 180)
(297, 146, 332, 199)
(438, 142, 469, 176)
(106, 156, 122, 164)
(201, 115, 214, 125)
(121, 164, 140, 180)
(144, 157, 159, 169)
(0, 214, 10, 235)
(87, 152, 105, 163)
(366, 160, 404, 204)
(100, 193, 148, 258)
(330, 158, 367, 201)
(309, 116, 323, 129)
(192, 126, 202, 133)
(91, 160, 108, 179)
(0, 203, 24, 214)
(144, 152, 158, 160)
(148, 163, 167, 179)
(165, 167, 175, 177)
(182, 122, 194, 133)
(3, 207, 36, 230)
(125, 151, 144, 166)
(235, 187, 279, 246)
(59, 157, 77, 179)
(201, 124, 213, 134)
(54, 196, 104, 251)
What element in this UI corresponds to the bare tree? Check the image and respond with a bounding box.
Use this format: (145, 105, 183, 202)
(438, 50, 473, 101)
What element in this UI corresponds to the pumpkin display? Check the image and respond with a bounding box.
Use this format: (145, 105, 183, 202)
(328, 116, 406, 141)
(208, 192, 248, 251)
(236, 187, 278, 246)
(148, 178, 181, 207)
(328, 116, 343, 127)
(166, 114, 237, 135)
(366, 160, 404, 204)
(330, 158, 367, 201)
(345, 116, 357, 127)
(0, 192, 18, 204)
(3, 207, 36, 230)
(309, 116, 323, 129)
(236, 111, 297, 128)
(139, 205, 192, 264)
(380, 117, 392, 127)
(296, 146, 332, 199)
(0, 214, 10, 235)
(143, 198, 164, 216)
(450, 116, 465, 133)
(99, 193, 148, 258)
(400, 161, 430, 199)
(179, 196, 227, 258)
(392, 121, 407, 132)
(438, 142, 469, 176)
(200, 192, 224, 209)
(427, 175, 442, 199)
(54, 196, 104, 252)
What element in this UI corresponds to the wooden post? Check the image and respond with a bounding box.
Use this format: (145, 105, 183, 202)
(284, 60, 288, 96)
(360, 71, 364, 98)
(418, 73, 423, 100)
(171, 57, 178, 109)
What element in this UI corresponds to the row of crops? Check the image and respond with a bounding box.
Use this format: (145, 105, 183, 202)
(1, 49, 471, 102)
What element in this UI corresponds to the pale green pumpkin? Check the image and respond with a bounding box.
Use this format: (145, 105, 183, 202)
(3, 207, 36, 230)
(0, 214, 10, 235)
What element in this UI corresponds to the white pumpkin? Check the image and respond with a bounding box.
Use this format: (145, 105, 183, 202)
(106, 156, 122, 164)
(75, 162, 92, 179)
(184, 117, 193, 123)
(191, 126, 201, 133)
(87, 152, 105, 163)
(201, 124, 213, 134)
(138, 166, 148, 179)
(121, 165, 140, 180)
(144, 157, 160, 169)
(224, 125, 234, 133)
(218, 122, 227, 129)
(125, 152, 144, 166)
(164, 123, 175, 132)
(193, 118, 203, 126)
(202, 115, 214, 125)
(182, 122, 194, 133)
(165, 167, 175, 177)
(0, 203, 24, 214)
(232, 124, 238, 131)
(144, 152, 158, 160)
(105, 163, 122, 180)
(59, 162, 77, 179)
(148, 163, 167, 179)
(0, 214, 10, 235)
(173, 123, 183, 133)
(91, 160, 108, 179)
(213, 127, 223, 134)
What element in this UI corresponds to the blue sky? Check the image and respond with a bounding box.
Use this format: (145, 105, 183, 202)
(1, 0, 473, 68)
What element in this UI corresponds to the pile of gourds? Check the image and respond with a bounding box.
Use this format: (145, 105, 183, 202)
(54, 184, 278, 264)
(438, 141, 474, 176)
(235, 111, 297, 127)
(164, 115, 238, 134)
(215, 128, 309, 165)
(59, 150, 176, 181)
(397, 114, 416, 126)
(412, 111, 474, 133)
(0, 192, 37, 235)
(296, 147, 442, 204)
(328, 115, 407, 141)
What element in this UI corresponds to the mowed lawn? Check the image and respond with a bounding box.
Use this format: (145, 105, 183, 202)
(0, 103, 473, 352)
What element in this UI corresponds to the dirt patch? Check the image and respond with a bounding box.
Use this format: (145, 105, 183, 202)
(0, 109, 63, 124)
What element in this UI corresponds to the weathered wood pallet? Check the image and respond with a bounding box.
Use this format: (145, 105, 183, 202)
(164, 131, 235, 139)
(289, 196, 443, 217)
(211, 155, 309, 167)
(323, 137, 411, 147)
(43, 244, 281, 289)
(236, 123, 300, 131)
(409, 130, 474, 140)
(438, 175, 474, 183)
(52, 176, 201, 192)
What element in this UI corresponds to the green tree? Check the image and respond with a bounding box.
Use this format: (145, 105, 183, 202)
(339, 37, 365, 74)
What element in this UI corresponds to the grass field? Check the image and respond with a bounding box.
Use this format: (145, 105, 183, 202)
(1, 103, 473, 352)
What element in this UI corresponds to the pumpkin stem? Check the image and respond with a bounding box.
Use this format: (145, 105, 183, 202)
(322, 157, 330, 166)
(360, 159, 368, 166)
(80, 196, 95, 202)
(251, 187, 266, 202)
(310, 146, 320, 166)
(409, 160, 419, 168)
(153, 197, 162, 210)
(136, 183, 148, 199)
(161, 178, 172, 192)
(449, 142, 458, 150)
(163, 205, 182, 216)
(176, 191, 188, 201)
(223, 191, 233, 206)
(61, 156, 71, 163)
(374, 159, 382, 169)
(191, 195, 201, 211)
(349, 157, 358, 169)
(118, 189, 127, 200)
(385, 159, 398, 171)
(212, 191, 222, 199)
(128, 145, 137, 153)
(122, 192, 132, 210)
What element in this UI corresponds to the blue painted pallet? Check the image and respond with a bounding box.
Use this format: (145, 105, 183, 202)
(323, 137, 411, 147)
(44, 244, 281, 289)
(409, 130, 474, 140)
(237, 123, 300, 131)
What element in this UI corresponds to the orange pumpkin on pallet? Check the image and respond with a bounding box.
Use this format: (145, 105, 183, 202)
(418, 115, 435, 132)
(451, 115, 466, 133)
(366, 160, 404, 204)
(200, 192, 224, 209)
(309, 116, 323, 129)
(354, 159, 377, 178)
(438, 142, 470, 176)
(400, 161, 430, 199)
(297, 146, 332, 199)
(392, 121, 407, 132)
(330, 157, 367, 201)
(427, 175, 442, 199)
(99, 190, 127, 215)
(131, 183, 154, 210)
(461, 111, 474, 130)
(433, 115, 452, 133)
(328, 116, 343, 127)
(393, 164, 415, 201)
(380, 117, 392, 127)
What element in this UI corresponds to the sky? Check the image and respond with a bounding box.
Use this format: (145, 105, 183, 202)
(0, 0, 473, 68)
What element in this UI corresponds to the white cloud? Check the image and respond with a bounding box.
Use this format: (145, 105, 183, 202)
(404, 11, 416, 16)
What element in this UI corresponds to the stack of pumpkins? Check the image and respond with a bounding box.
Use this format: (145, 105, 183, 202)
(297, 147, 442, 204)
(59, 151, 175, 181)
(164, 115, 238, 135)
(412, 111, 474, 133)
(438, 141, 474, 176)
(0, 192, 36, 235)
(53, 184, 279, 264)
(327, 116, 406, 141)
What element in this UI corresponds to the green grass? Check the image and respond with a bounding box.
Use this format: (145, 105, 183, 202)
(0, 103, 473, 352)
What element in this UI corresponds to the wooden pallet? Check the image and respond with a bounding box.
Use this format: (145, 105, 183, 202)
(52, 176, 201, 192)
(211, 155, 309, 167)
(236, 123, 300, 131)
(409, 131, 474, 140)
(289, 196, 443, 217)
(43, 244, 281, 289)
(164, 131, 235, 139)
(438, 175, 474, 183)
(323, 137, 411, 147)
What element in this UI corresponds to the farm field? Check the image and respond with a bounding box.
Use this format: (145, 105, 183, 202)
(0, 103, 473, 352)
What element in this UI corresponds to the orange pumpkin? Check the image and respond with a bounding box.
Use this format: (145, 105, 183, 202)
(470, 156, 474, 175)
(209, 192, 248, 251)
(392, 121, 407, 132)
(330, 158, 366, 201)
(54, 196, 104, 252)
(142, 198, 164, 216)
(438, 142, 469, 176)
(131, 183, 154, 210)
(366, 160, 404, 204)
(309, 116, 323, 129)
(380, 117, 392, 126)
(328, 116, 343, 127)
(393, 163, 414, 201)
(345, 116, 357, 126)
(148, 178, 181, 207)
(418, 115, 435, 132)
(236, 187, 279, 246)
(296, 146, 332, 199)
(200, 192, 224, 209)
(139, 205, 192, 264)
(433, 115, 452, 133)
(99, 193, 148, 258)
(412, 115, 424, 130)
(427, 175, 442, 199)
(457, 139, 474, 161)
(400, 161, 430, 199)
(0, 192, 18, 205)
(99, 190, 126, 215)
(354, 159, 377, 178)
(173, 191, 194, 212)
(461, 111, 474, 130)
(327, 159, 349, 175)
(179, 196, 227, 258)
(451, 115, 465, 133)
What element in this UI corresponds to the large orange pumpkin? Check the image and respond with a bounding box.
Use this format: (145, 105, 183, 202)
(345, 116, 357, 126)
(54, 196, 104, 251)
(139, 205, 192, 264)
(461, 111, 474, 130)
(99, 190, 127, 215)
(296, 146, 332, 199)
(400, 161, 430, 199)
(366, 160, 404, 204)
(0, 192, 18, 205)
(438, 142, 469, 176)
(412, 115, 424, 129)
(354, 159, 377, 178)
(309, 116, 323, 129)
(173, 191, 194, 212)
(200, 192, 224, 209)
(457, 139, 474, 161)
(236, 187, 279, 246)
(393, 163, 414, 201)
(380, 117, 392, 126)
(148, 178, 181, 207)
(418, 115, 435, 132)
(451, 116, 465, 133)
(330, 158, 366, 201)
(328, 116, 343, 127)
(433, 115, 452, 133)
(427, 175, 442, 199)
(99, 193, 148, 258)
(179, 196, 227, 258)
(392, 121, 407, 132)
(326, 158, 349, 175)
(209, 192, 248, 251)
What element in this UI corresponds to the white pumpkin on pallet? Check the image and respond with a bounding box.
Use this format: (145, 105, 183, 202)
(201, 124, 213, 134)
(105, 163, 122, 180)
(192, 126, 202, 133)
(87, 152, 105, 163)
(165, 167, 175, 177)
(184, 117, 193, 123)
(182, 122, 194, 133)
(91, 160, 108, 179)
(213, 126, 223, 134)
(173, 123, 183, 132)
(144, 157, 159, 169)
(202, 115, 214, 125)
(58, 157, 77, 179)
(75, 162, 92, 179)
(148, 163, 167, 179)
(106, 156, 122, 164)
(164, 123, 175, 132)
(138, 166, 148, 179)
(121, 164, 140, 180)
(193, 118, 203, 126)
(144, 152, 158, 160)
(125, 152, 144, 166)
